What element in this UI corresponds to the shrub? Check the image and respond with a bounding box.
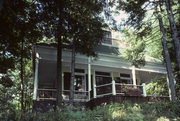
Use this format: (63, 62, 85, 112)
(1, 101, 180, 121)
(146, 77, 168, 96)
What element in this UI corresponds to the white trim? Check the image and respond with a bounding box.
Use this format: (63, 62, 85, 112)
(33, 57, 39, 100)
(93, 70, 97, 98)
(142, 83, 147, 97)
(88, 57, 91, 100)
(96, 93, 112, 97)
(132, 66, 136, 85)
(95, 83, 112, 88)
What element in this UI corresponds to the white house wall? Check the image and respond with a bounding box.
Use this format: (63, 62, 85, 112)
(34, 45, 167, 86)
(35, 45, 166, 74)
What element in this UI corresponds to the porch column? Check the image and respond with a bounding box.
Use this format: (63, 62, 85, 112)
(93, 70, 97, 98)
(88, 57, 91, 100)
(112, 80, 116, 95)
(132, 66, 136, 85)
(33, 53, 39, 100)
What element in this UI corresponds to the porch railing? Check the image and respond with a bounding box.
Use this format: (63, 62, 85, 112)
(94, 81, 146, 98)
(62, 90, 89, 101)
(36, 89, 89, 101)
(37, 88, 56, 100)
(36, 81, 147, 101)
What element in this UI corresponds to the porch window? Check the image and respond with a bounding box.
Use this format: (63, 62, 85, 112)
(95, 71, 112, 85)
(63, 69, 87, 100)
(74, 75, 85, 91)
(95, 71, 112, 95)
(120, 73, 131, 84)
(64, 69, 86, 91)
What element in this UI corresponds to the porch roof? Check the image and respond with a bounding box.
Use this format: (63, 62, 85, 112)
(35, 43, 120, 56)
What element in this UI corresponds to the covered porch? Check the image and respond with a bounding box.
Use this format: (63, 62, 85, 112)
(32, 45, 168, 109)
(33, 59, 167, 103)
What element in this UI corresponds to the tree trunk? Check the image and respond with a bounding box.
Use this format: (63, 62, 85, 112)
(69, 42, 75, 105)
(165, 0, 180, 70)
(56, 1, 64, 107)
(157, 5, 176, 101)
(57, 38, 63, 107)
(20, 39, 24, 111)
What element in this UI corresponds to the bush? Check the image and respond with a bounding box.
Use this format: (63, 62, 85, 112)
(146, 77, 168, 96)
(1, 101, 180, 121)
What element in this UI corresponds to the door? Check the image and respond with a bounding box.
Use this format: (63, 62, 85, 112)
(74, 75, 87, 99)
(63, 72, 87, 100)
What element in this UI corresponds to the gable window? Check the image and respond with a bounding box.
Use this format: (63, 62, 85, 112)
(102, 31, 112, 45)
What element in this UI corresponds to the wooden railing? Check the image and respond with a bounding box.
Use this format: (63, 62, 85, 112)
(94, 81, 146, 98)
(36, 89, 89, 101)
(62, 90, 89, 101)
(36, 81, 147, 101)
(37, 88, 56, 100)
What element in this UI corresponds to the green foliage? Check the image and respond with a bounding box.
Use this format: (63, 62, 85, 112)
(0, 75, 17, 121)
(34, 0, 109, 56)
(124, 41, 146, 67)
(0, 75, 14, 87)
(146, 77, 169, 96)
(3, 102, 175, 121)
(0, 0, 42, 74)
(120, 29, 146, 67)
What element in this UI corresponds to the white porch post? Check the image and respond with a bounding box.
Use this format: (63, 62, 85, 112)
(33, 53, 39, 100)
(132, 66, 136, 85)
(112, 80, 116, 95)
(93, 70, 97, 98)
(142, 83, 147, 97)
(88, 57, 91, 100)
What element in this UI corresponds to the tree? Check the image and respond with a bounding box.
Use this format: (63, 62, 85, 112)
(0, 0, 42, 111)
(156, 2, 176, 101)
(116, 0, 179, 101)
(165, 0, 180, 70)
(34, 0, 108, 106)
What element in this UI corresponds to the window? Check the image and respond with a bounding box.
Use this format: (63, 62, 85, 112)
(95, 71, 112, 85)
(64, 69, 86, 91)
(74, 75, 85, 91)
(75, 69, 85, 73)
(120, 73, 131, 84)
(102, 31, 112, 44)
(120, 73, 130, 78)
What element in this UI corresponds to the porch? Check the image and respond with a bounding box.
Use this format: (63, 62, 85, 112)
(33, 81, 169, 111)
(32, 45, 168, 111)
(35, 81, 147, 102)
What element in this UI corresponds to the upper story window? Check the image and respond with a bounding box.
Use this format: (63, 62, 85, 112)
(102, 31, 112, 45)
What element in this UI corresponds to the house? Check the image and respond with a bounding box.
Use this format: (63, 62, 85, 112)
(32, 31, 168, 110)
